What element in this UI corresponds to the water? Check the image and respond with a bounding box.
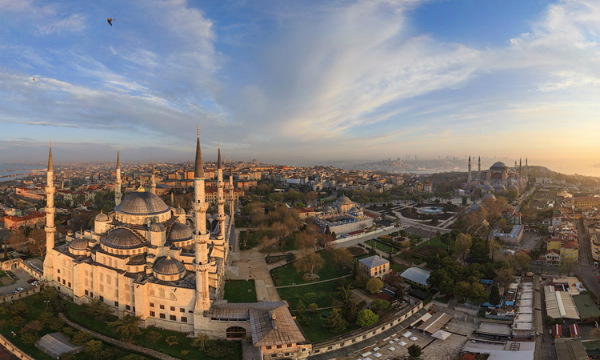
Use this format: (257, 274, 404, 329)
(0, 164, 45, 182)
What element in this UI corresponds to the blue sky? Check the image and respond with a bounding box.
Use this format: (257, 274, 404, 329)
(1, 0, 599, 174)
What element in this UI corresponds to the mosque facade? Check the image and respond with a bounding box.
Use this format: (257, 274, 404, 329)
(42, 134, 310, 359)
(464, 156, 529, 196)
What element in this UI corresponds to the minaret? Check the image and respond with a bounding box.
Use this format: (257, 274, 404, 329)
(115, 149, 122, 206)
(150, 163, 156, 195)
(43, 142, 56, 281)
(216, 145, 225, 237)
(478, 156, 481, 181)
(467, 156, 472, 183)
(229, 162, 235, 224)
(525, 158, 528, 180)
(193, 127, 211, 312)
(519, 158, 522, 181)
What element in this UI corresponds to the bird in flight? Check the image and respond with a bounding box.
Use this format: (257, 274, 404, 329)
(107, 18, 115, 26)
(32, 77, 36, 81)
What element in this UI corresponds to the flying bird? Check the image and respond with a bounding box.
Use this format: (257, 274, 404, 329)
(32, 77, 36, 81)
(107, 18, 115, 26)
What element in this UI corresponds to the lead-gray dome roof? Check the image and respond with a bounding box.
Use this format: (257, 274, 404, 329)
(153, 256, 185, 275)
(95, 212, 109, 222)
(101, 228, 145, 249)
(337, 196, 353, 204)
(490, 161, 508, 171)
(115, 191, 170, 216)
(69, 238, 88, 250)
(168, 222, 193, 242)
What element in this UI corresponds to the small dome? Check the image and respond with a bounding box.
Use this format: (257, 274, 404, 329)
(95, 212, 109, 222)
(127, 254, 146, 266)
(69, 238, 88, 250)
(115, 191, 170, 216)
(490, 162, 508, 171)
(483, 193, 497, 201)
(168, 222, 193, 242)
(153, 256, 185, 276)
(469, 203, 482, 212)
(175, 206, 186, 215)
(101, 228, 145, 249)
(337, 196, 353, 204)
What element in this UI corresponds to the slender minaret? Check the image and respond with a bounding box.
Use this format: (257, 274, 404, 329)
(478, 156, 481, 181)
(193, 127, 211, 312)
(115, 149, 122, 206)
(519, 158, 522, 181)
(525, 158, 528, 180)
(43, 142, 56, 281)
(170, 192, 174, 207)
(467, 156, 472, 183)
(216, 145, 225, 237)
(150, 163, 156, 195)
(229, 162, 235, 224)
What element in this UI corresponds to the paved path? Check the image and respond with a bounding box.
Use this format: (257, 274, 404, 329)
(231, 247, 281, 301)
(275, 275, 352, 289)
(59, 313, 179, 360)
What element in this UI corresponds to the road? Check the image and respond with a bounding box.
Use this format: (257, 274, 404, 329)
(575, 218, 600, 300)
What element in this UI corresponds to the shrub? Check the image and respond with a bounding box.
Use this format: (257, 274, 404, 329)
(365, 278, 384, 294)
(356, 309, 379, 327)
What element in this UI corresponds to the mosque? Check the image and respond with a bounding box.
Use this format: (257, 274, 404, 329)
(42, 132, 310, 359)
(464, 156, 529, 196)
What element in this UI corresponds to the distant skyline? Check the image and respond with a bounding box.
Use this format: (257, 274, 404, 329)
(1, 1, 599, 175)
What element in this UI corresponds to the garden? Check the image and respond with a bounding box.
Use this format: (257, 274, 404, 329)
(223, 280, 257, 303)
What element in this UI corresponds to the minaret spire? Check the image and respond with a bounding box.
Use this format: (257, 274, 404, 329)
(43, 142, 56, 282)
(229, 161, 235, 224)
(193, 129, 211, 313)
(478, 156, 481, 181)
(217, 145, 225, 237)
(150, 162, 156, 195)
(467, 156, 472, 183)
(115, 148, 122, 206)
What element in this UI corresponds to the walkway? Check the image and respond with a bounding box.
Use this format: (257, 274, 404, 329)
(275, 275, 352, 289)
(230, 247, 281, 301)
(59, 313, 179, 360)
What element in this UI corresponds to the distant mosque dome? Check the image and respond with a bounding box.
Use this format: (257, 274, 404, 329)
(337, 196, 353, 204)
(469, 203, 483, 212)
(153, 256, 186, 281)
(69, 237, 88, 251)
(483, 193, 497, 201)
(482, 184, 494, 193)
(490, 162, 509, 171)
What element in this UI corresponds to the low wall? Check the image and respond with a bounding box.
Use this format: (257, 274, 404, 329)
(309, 299, 424, 357)
(0, 286, 41, 305)
(332, 226, 396, 245)
(0, 333, 35, 360)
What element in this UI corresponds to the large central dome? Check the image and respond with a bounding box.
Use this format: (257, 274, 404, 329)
(116, 191, 170, 216)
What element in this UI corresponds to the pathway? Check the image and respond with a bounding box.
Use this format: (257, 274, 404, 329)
(58, 313, 179, 360)
(230, 247, 281, 301)
(275, 275, 352, 289)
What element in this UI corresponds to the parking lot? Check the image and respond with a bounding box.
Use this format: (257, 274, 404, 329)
(0, 268, 38, 296)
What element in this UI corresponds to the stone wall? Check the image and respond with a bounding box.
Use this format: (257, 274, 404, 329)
(0, 286, 41, 305)
(0, 333, 35, 360)
(0, 258, 42, 279)
(309, 300, 424, 357)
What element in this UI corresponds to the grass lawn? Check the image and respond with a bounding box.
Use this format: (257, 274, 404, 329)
(64, 302, 242, 360)
(365, 240, 398, 254)
(296, 310, 360, 343)
(271, 251, 351, 286)
(224, 280, 257, 303)
(391, 262, 408, 273)
(573, 293, 600, 319)
(239, 230, 260, 250)
(277, 279, 353, 309)
(415, 237, 447, 250)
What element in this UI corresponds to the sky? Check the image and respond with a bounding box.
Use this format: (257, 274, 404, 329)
(1, 0, 599, 175)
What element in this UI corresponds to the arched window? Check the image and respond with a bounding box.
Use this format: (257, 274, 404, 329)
(226, 327, 246, 339)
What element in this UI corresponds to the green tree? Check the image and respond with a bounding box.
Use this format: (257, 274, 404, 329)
(21, 332, 38, 345)
(327, 308, 348, 333)
(108, 315, 142, 342)
(328, 247, 354, 272)
(296, 299, 307, 312)
(309, 303, 319, 314)
(294, 252, 325, 276)
(71, 331, 92, 345)
(514, 252, 532, 273)
(370, 299, 391, 314)
(365, 277, 384, 294)
(489, 284, 501, 306)
(468, 282, 487, 303)
(454, 281, 470, 302)
(356, 309, 379, 327)
(454, 233, 472, 261)
(408, 344, 422, 358)
(84, 340, 103, 359)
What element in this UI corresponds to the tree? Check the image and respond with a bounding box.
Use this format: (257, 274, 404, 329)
(370, 299, 391, 314)
(327, 308, 348, 333)
(495, 268, 515, 288)
(328, 247, 354, 272)
(295, 232, 316, 251)
(468, 282, 487, 303)
(296, 299, 307, 312)
(454, 233, 472, 261)
(488, 238, 500, 262)
(309, 303, 319, 314)
(489, 284, 501, 306)
(294, 252, 325, 276)
(84, 340, 103, 359)
(71, 331, 93, 345)
(365, 278, 384, 294)
(454, 281, 470, 302)
(407, 344, 422, 358)
(356, 309, 379, 327)
(514, 252, 531, 273)
(86, 299, 113, 321)
(27, 228, 46, 257)
(108, 315, 142, 342)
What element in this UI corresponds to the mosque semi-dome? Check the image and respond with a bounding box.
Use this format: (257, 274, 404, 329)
(69, 238, 88, 251)
(153, 256, 186, 276)
(168, 222, 193, 242)
(101, 228, 145, 249)
(116, 191, 170, 216)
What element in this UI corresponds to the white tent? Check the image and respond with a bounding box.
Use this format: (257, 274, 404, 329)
(432, 330, 452, 340)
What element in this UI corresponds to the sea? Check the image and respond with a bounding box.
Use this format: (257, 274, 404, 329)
(0, 163, 45, 182)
